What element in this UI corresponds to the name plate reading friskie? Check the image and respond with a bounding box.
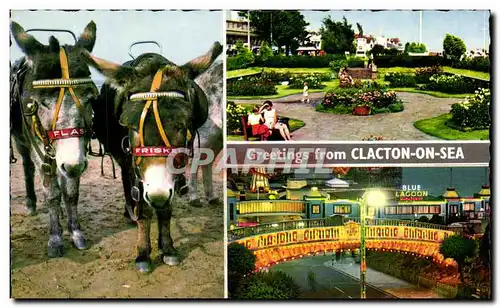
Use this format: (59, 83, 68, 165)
(133, 146, 173, 156)
(48, 128, 85, 140)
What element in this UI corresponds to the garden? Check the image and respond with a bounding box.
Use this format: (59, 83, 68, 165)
(226, 14, 490, 140)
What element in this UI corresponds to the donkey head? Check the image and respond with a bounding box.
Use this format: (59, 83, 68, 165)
(84, 42, 222, 208)
(11, 21, 97, 178)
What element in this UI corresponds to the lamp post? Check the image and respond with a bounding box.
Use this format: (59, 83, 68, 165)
(360, 189, 386, 299)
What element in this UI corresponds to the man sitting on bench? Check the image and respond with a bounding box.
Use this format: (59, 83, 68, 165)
(260, 101, 292, 141)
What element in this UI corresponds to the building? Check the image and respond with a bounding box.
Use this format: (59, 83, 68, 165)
(226, 11, 262, 53)
(297, 30, 322, 56)
(354, 34, 403, 57)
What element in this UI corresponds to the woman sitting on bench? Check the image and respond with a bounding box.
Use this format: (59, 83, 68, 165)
(248, 106, 271, 140)
(259, 101, 292, 141)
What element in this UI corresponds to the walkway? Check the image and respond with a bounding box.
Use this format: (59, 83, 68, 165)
(325, 256, 446, 298)
(235, 92, 462, 140)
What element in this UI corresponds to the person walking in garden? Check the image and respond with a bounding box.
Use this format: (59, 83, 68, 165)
(259, 101, 292, 141)
(301, 82, 310, 103)
(248, 106, 271, 140)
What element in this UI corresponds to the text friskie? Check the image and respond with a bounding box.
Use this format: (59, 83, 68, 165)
(133, 146, 173, 156)
(47, 128, 85, 140)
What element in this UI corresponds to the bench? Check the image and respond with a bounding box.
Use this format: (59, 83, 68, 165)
(240, 115, 290, 141)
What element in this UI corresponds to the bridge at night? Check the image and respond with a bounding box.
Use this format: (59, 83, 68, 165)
(229, 218, 459, 270)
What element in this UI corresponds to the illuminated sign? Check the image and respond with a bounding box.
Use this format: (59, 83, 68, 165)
(236, 224, 453, 250)
(395, 184, 429, 201)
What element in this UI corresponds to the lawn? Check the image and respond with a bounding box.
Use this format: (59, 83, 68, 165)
(391, 88, 468, 99)
(414, 113, 489, 140)
(442, 66, 490, 81)
(228, 80, 339, 100)
(227, 103, 306, 141)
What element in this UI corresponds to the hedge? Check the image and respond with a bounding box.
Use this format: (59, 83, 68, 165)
(374, 55, 444, 68)
(253, 54, 345, 68)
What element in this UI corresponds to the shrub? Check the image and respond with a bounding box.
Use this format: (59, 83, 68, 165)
(329, 59, 348, 73)
(374, 55, 443, 68)
(347, 58, 365, 68)
(259, 41, 274, 62)
(227, 242, 257, 295)
(384, 72, 417, 87)
(226, 101, 248, 133)
(418, 216, 430, 223)
(429, 214, 445, 225)
(255, 54, 344, 68)
(449, 88, 490, 131)
(233, 271, 300, 299)
(288, 73, 325, 89)
(454, 56, 490, 73)
(443, 34, 466, 62)
(261, 71, 291, 83)
(226, 41, 255, 71)
(227, 76, 277, 96)
(422, 74, 478, 94)
(322, 88, 403, 113)
(415, 66, 443, 83)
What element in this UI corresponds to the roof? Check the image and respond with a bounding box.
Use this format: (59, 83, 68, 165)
(326, 177, 350, 188)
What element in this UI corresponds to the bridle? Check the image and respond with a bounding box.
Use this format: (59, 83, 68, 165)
(121, 66, 194, 220)
(15, 47, 96, 186)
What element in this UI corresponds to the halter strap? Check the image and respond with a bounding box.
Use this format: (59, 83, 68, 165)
(31, 47, 94, 142)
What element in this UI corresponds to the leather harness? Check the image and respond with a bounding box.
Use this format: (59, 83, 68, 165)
(12, 47, 96, 186)
(123, 66, 195, 221)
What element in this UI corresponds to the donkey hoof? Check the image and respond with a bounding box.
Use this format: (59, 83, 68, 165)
(208, 198, 222, 206)
(179, 186, 189, 196)
(135, 261, 152, 273)
(71, 233, 88, 250)
(48, 244, 65, 258)
(163, 255, 181, 266)
(188, 199, 203, 208)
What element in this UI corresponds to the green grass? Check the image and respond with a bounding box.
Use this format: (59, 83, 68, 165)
(414, 113, 489, 140)
(390, 87, 468, 99)
(227, 80, 339, 101)
(442, 66, 490, 81)
(227, 66, 332, 79)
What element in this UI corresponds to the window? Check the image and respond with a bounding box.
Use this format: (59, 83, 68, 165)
(450, 205, 458, 214)
(229, 203, 235, 221)
(334, 205, 351, 214)
(397, 206, 413, 214)
(430, 205, 441, 214)
(312, 205, 320, 214)
(385, 206, 397, 215)
(415, 206, 429, 214)
(463, 202, 475, 211)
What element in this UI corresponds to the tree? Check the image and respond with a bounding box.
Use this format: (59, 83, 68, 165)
(405, 42, 427, 53)
(233, 271, 300, 299)
(320, 16, 355, 54)
(244, 10, 309, 55)
(356, 22, 364, 37)
(228, 242, 256, 295)
(259, 41, 273, 61)
(443, 34, 466, 61)
(440, 235, 477, 282)
(369, 44, 385, 57)
(479, 223, 491, 268)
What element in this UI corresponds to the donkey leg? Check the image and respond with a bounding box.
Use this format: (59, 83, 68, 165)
(43, 178, 65, 258)
(120, 164, 135, 222)
(15, 142, 37, 215)
(135, 204, 153, 273)
(187, 164, 202, 208)
(60, 176, 87, 250)
(156, 206, 180, 266)
(202, 163, 221, 206)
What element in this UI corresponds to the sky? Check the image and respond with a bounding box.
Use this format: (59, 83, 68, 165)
(227, 10, 490, 52)
(10, 10, 223, 84)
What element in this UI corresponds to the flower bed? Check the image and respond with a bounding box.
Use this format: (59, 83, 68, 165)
(448, 88, 490, 131)
(321, 87, 404, 115)
(419, 74, 488, 94)
(415, 66, 443, 83)
(227, 76, 277, 96)
(226, 101, 248, 133)
(288, 74, 326, 89)
(385, 72, 417, 87)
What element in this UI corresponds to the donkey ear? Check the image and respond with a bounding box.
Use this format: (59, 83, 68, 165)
(10, 21, 46, 56)
(119, 101, 143, 129)
(81, 50, 136, 89)
(181, 41, 222, 79)
(76, 20, 97, 52)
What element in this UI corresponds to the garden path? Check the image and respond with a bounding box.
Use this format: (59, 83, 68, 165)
(234, 92, 462, 140)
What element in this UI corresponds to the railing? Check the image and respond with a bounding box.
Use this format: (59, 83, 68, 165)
(229, 217, 453, 240)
